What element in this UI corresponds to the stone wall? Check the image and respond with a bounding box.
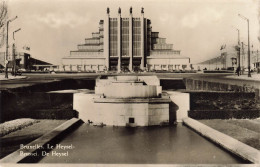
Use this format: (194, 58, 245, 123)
(167, 91, 189, 122)
(184, 78, 260, 100)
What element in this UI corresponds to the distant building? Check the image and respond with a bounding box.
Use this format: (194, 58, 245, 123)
(0, 52, 30, 70)
(62, 7, 190, 72)
(0, 52, 54, 71)
(251, 50, 260, 71)
(197, 44, 260, 71)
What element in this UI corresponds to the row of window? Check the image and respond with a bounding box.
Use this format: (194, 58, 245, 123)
(122, 34, 130, 41)
(70, 52, 103, 56)
(122, 51, 129, 56)
(109, 18, 140, 20)
(121, 28, 129, 34)
(153, 44, 173, 50)
(110, 18, 118, 21)
(109, 20, 118, 27)
(109, 35, 118, 41)
(109, 27, 118, 34)
(133, 49, 141, 56)
(122, 39, 129, 56)
(85, 39, 100, 44)
(109, 40, 118, 56)
(122, 21, 129, 27)
(133, 28, 141, 34)
(151, 32, 159, 38)
(92, 32, 100, 38)
(155, 38, 166, 44)
(150, 51, 181, 55)
(78, 45, 103, 50)
(133, 35, 141, 41)
(147, 64, 187, 70)
(133, 21, 141, 27)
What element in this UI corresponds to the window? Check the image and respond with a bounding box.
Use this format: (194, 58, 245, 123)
(129, 118, 135, 123)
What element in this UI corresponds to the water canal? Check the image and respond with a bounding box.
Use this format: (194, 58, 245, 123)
(38, 124, 245, 164)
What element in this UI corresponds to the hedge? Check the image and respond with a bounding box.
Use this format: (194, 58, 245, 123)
(188, 110, 260, 119)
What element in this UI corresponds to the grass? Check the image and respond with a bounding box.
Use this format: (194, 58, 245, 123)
(199, 119, 260, 150)
(0, 119, 66, 159)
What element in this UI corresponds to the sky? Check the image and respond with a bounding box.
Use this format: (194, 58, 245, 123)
(1, 0, 260, 65)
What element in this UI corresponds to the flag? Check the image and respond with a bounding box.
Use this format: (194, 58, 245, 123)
(23, 46, 30, 51)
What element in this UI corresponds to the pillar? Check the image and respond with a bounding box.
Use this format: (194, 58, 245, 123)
(140, 8, 144, 70)
(129, 7, 133, 71)
(104, 8, 110, 71)
(117, 8, 122, 72)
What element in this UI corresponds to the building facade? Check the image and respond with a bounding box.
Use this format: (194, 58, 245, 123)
(62, 7, 190, 72)
(0, 51, 55, 72)
(0, 52, 30, 70)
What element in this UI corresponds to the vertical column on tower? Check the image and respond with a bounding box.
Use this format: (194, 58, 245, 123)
(140, 7, 144, 70)
(129, 7, 133, 71)
(117, 8, 122, 72)
(104, 8, 110, 71)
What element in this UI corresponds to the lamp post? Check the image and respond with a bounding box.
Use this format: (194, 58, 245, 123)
(238, 14, 251, 77)
(5, 16, 18, 78)
(12, 28, 21, 76)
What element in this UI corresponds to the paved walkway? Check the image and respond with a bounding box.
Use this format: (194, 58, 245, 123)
(225, 73, 260, 81)
(0, 74, 27, 81)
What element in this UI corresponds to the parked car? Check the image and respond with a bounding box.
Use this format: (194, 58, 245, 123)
(16, 70, 22, 76)
(227, 67, 235, 71)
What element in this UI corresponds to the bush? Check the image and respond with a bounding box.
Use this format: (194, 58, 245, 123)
(0, 118, 39, 137)
(188, 110, 260, 119)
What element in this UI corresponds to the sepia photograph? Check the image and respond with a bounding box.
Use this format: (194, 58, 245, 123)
(0, 0, 259, 166)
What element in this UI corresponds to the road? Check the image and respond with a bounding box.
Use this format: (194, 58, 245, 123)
(0, 73, 232, 91)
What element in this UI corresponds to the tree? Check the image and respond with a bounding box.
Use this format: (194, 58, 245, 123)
(0, 0, 8, 48)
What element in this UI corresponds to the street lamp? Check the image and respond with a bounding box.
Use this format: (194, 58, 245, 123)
(13, 28, 21, 40)
(238, 14, 251, 77)
(5, 16, 18, 78)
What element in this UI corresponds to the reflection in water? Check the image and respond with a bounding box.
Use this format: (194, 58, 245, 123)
(39, 124, 246, 164)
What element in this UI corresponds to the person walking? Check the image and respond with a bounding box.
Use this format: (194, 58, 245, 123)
(236, 66, 240, 76)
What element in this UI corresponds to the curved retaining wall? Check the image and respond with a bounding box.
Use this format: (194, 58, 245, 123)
(184, 78, 260, 100)
(95, 85, 160, 98)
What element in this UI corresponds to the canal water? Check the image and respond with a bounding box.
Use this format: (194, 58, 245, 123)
(39, 124, 245, 164)
(35, 79, 246, 164)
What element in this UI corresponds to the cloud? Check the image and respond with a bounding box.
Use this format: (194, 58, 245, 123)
(159, 13, 170, 23)
(181, 7, 224, 28)
(31, 12, 90, 29)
